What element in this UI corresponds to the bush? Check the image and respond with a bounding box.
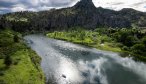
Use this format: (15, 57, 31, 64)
(4, 55, 12, 66)
(116, 43, 124, 47)
(13, 35, 20, 43)
(131, 44, 146, 55)
(122, 46, 129, 51)
(142, 37, 146, 46)
(121, 36, 138, 47)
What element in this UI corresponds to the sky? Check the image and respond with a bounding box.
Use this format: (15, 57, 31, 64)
(0, 0, 146, 14)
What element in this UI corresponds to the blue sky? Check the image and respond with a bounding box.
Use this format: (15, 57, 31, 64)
(0, 0, 146, 14)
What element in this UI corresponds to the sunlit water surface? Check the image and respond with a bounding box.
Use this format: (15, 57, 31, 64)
(24, 35, 146, 84)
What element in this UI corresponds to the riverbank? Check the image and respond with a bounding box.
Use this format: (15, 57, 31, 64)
(23, 35, 146, 84)
(0, 29, 45, 84)
(46, 28, 146, 62)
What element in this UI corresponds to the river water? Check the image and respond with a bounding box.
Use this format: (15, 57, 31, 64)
(24, 35, 146, 84)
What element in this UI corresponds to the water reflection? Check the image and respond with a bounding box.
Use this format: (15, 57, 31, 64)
(78, 58, 108, 84)
(24, 35, 146, 84)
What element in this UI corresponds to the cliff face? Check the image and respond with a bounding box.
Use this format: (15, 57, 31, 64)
(0, 0, 146, 32)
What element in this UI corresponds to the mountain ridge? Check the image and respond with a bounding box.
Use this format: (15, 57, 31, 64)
(0, 0, 146, 32)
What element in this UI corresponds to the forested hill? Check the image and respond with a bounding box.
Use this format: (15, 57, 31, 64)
(0, 0, 146, 32)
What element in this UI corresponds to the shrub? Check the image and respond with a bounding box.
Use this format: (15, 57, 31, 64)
(131, 44, 146, 55)
(142, 36, 146, 46)
(4, 55, 12, 66)
(116, 43, 124, 47)
(122, 46, 129, 51)
(13, 34, 20, 43)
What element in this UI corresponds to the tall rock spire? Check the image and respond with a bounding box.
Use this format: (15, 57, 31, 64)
(74, 0, 96, 10)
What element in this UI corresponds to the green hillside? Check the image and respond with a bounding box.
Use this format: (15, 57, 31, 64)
(0, 29, 45, 84)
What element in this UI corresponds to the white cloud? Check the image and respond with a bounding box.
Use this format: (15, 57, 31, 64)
(38, 6, 54, 10)
(40, 0, 50, 4)
(92, 0, 146, 12)
(0, 0, 146, 14)
(28, 0, 40, 6)
(11, 6, 26, 12)
(0, 7, 9, 10)
(27, 8, 37, 11)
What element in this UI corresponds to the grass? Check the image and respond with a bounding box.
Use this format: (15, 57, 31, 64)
(1, 49, 44, 84)
(0, 29, 45, 84)
(46, 30, 122, 53)
(95, 43, 122, 52)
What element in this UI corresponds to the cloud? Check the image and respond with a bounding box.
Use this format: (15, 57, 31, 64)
(0, 0, 79, 14)
(11, 7, 26, 12)
(0, 0, 146, 14)
(110, 2, 124, 5)
(132, 1, 146, 6)
(0, 0, 18, 3)
(92, 0, 146, 12)
(0, 1, 15, 8)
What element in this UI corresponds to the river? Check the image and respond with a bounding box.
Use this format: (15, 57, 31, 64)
(24, 35, 146, 84)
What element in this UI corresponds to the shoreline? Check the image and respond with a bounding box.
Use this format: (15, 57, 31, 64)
(47, 36, 146, 63)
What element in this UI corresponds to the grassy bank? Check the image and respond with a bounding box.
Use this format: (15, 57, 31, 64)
(0, 29, 45, 84)
(47, 34, 122, 52)
(46, 28, 146, 62)
(47, 29, 122, 52)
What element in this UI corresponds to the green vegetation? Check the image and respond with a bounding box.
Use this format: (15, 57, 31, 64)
(0, 29, 45, 84)
(47, 27, 146, 62)
(1, 0, 146, 33)
(6, 16, 28, 22)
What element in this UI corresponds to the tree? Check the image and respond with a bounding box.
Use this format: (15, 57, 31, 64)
(131, 44, 146, 55)
(4, 55, 12, 66)
(142, 36, 146, 46)
(14, 34, 20, 43)
(124, 36, 138, 47)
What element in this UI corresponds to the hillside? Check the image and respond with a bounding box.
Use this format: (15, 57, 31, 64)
(0, 30, 45, 84)
(0, 0, 146, 32)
